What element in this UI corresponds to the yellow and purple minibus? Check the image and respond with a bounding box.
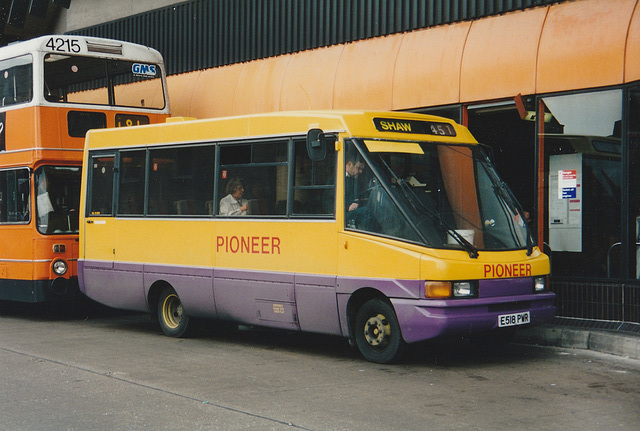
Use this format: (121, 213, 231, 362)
(78, 110, 555, 363)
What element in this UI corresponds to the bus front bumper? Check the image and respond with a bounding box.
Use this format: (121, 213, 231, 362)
(391, 292, 556, 344)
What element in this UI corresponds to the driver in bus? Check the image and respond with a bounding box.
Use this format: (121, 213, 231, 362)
(345, 150, 365, 212)
(219, 177, 249, 216)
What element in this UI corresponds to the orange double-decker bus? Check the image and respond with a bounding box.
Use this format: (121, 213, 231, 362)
(0, 35, 169, 302)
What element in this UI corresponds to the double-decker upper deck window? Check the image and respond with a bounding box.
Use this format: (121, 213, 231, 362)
(0, 55, 33, 107)
(44, 54, 165, 109)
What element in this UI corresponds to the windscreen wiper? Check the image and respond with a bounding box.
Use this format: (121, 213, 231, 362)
(377, 157, 479, 259)
(482, 153, 534, 256)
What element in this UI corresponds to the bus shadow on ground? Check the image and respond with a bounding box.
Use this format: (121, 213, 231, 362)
(0, 300, 540, 366)
(188, 319, 538, 367)
(0, 297, 134, 322)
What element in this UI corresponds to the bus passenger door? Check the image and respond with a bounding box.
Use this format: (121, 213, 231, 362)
(83, 154, 116, 269)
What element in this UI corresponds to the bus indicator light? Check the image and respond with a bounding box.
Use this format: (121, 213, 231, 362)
(425, 281, 451, 298)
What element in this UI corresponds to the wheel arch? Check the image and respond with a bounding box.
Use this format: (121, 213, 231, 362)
(346, 287, 390, 339)
(147, 279, 174, 314)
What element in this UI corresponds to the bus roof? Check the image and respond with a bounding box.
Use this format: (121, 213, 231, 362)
(85, 110, 478, 150)
(0, 35, 164, 64)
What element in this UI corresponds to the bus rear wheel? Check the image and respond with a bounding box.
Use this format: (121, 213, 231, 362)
(157, 287, 190, 337)
(354, 298, 405, 364)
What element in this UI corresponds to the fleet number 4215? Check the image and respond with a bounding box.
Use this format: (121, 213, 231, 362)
(46, 37, 81, 54)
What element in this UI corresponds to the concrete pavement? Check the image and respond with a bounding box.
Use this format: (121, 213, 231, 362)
(516, 318, 640, 360)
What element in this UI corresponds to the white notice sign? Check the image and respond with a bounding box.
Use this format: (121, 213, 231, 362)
(558, 169, 577, 199)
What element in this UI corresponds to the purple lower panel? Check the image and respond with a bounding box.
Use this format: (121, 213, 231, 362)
(479, 277, 533, 298)
(78, 260, 147, 311)
(393, 292, 556, 343)
(144, 264, 215, 318)
(213, 268, 342, 335)
(294, 274, 340, 335)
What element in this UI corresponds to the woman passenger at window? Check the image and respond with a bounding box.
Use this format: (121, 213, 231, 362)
(219, 177, 248, 216)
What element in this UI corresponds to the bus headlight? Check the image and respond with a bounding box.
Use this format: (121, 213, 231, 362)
(426, 281, 478, 298)
(534, 276, 546, 292)
(52, 259, 68, 276)
(452, 281, 477, 298)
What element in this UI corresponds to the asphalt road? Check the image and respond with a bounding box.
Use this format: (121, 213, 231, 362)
(0, 300, 638, 431)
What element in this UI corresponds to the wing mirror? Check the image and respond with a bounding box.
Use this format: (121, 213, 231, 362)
(306, 128, 336, 161)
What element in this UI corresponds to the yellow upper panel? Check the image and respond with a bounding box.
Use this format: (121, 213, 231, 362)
(85, 110, 478, 151)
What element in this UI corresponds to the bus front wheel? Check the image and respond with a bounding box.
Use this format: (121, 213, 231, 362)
(354, 298, 405, 364)
(157, 287, 190, 337)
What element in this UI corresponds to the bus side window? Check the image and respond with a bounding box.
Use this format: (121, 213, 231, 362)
(148, 145, 215, 216)
(218, 140, 288, 216)
(89, 155, 115, 216)
(292, 139, 336, 216)
(117, 150, 146, 216)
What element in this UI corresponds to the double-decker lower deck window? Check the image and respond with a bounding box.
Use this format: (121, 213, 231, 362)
(35, 166, 81, 234)
(0, 168, 29, 223)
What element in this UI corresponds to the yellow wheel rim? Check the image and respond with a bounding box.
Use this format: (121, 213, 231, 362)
(363, 313, 391, 347)
(162, 294, 183, 330)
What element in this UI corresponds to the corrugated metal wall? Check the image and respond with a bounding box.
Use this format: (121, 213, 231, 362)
(69, 0, 565, 76)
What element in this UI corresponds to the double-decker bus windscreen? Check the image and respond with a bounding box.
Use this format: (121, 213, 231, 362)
(35, 166, 81, 235)
(346, 139, 531, 254)
(44, 54, 165, 109)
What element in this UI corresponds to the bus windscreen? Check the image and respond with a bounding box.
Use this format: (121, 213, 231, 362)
(44, 54, 165, 109)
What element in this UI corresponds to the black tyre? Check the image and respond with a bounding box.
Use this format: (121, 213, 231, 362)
(354, 298, 405, 364)
(157, 287, 190, 337)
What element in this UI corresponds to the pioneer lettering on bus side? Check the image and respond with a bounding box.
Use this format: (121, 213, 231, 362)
(483, 263, 532, 278)
(216, 235, 281, 254)
(372, 117, 457, 136)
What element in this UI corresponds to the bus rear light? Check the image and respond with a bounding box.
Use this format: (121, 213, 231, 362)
(53, 244, 66, 253)
(52, 259, 68, 276)
(425, 281, 451, 299)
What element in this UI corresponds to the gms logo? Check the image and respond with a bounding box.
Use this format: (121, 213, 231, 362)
(132, 63, 157, 77)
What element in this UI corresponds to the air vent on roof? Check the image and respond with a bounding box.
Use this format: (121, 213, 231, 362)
(86, 41, 123, 55)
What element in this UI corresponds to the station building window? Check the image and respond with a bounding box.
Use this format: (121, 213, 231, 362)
(627, 88, 640, 279)
(541, 89, 622, 279)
